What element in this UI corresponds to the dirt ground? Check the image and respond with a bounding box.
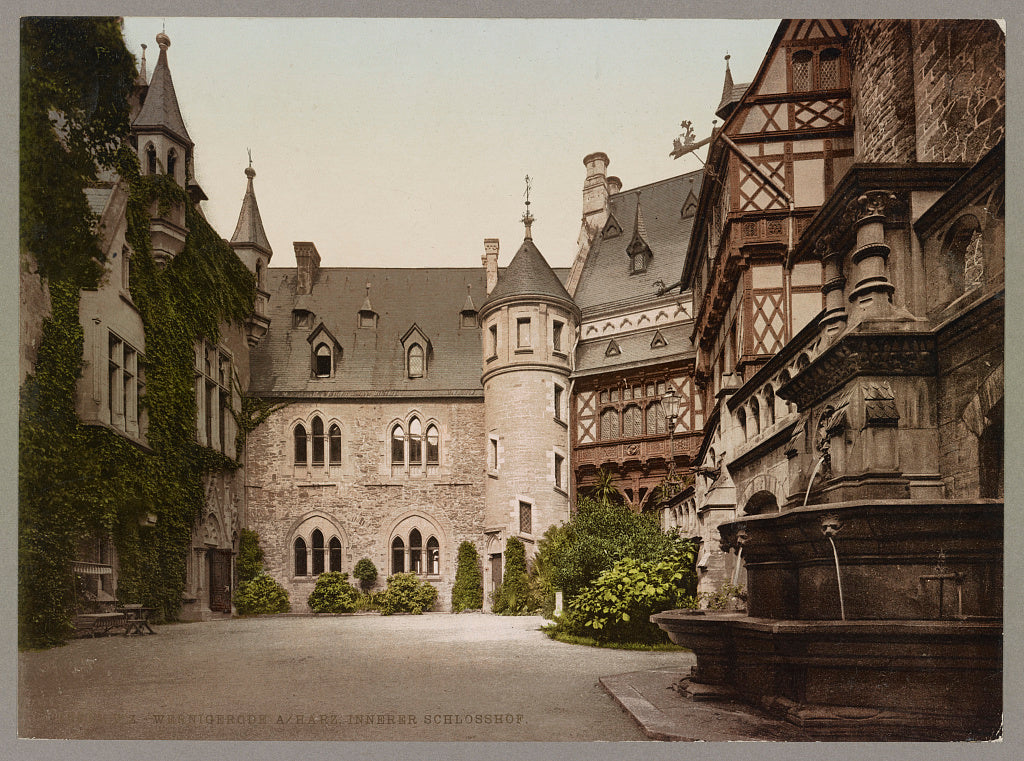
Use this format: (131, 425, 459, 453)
(18, 612, 694, 741)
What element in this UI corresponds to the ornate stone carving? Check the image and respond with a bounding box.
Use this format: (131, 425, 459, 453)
(844, 190, 900, 227)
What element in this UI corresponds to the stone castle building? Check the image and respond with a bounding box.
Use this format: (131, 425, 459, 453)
(22, 23, 1004, 726)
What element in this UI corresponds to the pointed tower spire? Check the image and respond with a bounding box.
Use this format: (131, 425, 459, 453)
(721, 53, 734, 103)
(230, 156, 273, 257)
(633, 192, 649, 244)
(132, 31, 192, 146)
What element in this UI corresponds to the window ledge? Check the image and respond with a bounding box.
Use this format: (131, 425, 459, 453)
(487, 471, 499, 480)
(554, 417, 567, 429)
(552, 350, 567, 359)
(554, 486, 568, 497)
(513, 348, 533, 354)
(486, 354, 498, 363)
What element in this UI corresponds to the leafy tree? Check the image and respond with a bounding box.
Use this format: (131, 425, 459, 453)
(352, 558, 378, 593)
(307, 571, 360, 614)
(378, 573, 438, 615)
(234, 573, 290, 615)
(236, 528, 264, 585)
(451, 541, 483, 611)
(492, 536, 534, 615)
(535, 496, 698, 601)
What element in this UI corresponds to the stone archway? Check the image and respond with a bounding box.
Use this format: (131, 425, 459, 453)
(737, 474, 785, 514)
(961, 363, 1003, 499)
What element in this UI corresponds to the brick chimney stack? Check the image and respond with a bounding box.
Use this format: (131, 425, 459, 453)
(483, 238, 499, 295)
(294, 241, 321, 295)
(581, 152, 611, 235)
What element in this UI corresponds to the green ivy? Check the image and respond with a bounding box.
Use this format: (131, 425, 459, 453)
(19, 18, 257, 648)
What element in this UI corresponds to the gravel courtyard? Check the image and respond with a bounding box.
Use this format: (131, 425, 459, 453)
(19, 613, 694, 741)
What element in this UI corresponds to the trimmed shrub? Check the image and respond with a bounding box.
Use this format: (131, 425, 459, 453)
(378, 573, 438, 615)
(556, 557, 692, 644)
(451, 541, 483, 612)
(352, 558, 379, 592)
(307, 571, 360, 614)
(492, 537, 535, 615)
(236, 528, 265, 586)
(233, 573, 290, 615)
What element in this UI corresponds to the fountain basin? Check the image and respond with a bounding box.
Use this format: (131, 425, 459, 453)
(652, 611, 1001, 740)
(653, 498, 1003, 740)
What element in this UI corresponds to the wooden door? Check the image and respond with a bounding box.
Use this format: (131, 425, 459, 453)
(208, 549, 232, 613)
(491, 554, 502, 590)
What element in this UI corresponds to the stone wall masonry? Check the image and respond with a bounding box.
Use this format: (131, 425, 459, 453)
(935, 304, 1002, 499)
(246, 398, 487, 612)
(912, 20, 1004, 164)
(850, 20, 917, 163)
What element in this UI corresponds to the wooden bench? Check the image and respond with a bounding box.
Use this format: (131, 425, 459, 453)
(73, 612, 127, 637)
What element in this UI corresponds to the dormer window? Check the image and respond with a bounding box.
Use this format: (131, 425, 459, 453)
(293, 309, 313, 329)
(630, 251, 649, 274)
(408, 343, 424, 379)
(401, 324, 432, 380)
(307, 323, 342, 378)
(461, 310, 477, 328)
(314, 343, 332, 377)
(359, 310, 376, 328)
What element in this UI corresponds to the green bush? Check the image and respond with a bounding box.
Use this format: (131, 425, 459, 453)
(536, 496, 698, 601)
(492, 537, 536, 615)
(352, 558, 378, 592)
(236, 528, 265, 586)
(378, 573, 438, 615)
(307, 571, 360, 614)
(233, 573, 290, 615)
(451, 541, 483, 611)
(556, 557, 693, 644)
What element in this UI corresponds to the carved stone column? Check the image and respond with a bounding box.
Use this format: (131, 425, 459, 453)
(817, 234, 848, 337)
(846, 191, 899, 322)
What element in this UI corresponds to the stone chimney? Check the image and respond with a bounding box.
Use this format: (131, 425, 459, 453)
(581, 152, 611, 235)
(483, 238, 499, 295)
(294, 241, 321, 295)
(607, 176, 623, 195)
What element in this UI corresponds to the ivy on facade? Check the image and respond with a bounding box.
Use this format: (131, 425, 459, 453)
(19, 17, 256, 648)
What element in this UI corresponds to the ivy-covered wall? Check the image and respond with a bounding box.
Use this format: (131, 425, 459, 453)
(19, 17, 256, 648)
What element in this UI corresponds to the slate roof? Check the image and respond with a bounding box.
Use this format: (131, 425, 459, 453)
(574, 321, 695, 376)
(251, 266, 568, 398)
(572, 170, 703, 312)
(230, 167, 273, 256)
(132, 35, 193, 146)
(480, 237, 573, 310)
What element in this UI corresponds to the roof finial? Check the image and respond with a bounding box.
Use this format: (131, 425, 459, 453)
(138, 43, 148, 83)
(522, 174, 535, 240)
(246, 148, 255, 179)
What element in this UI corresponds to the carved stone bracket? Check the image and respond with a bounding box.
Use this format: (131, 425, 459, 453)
(843, 190, 901, 229)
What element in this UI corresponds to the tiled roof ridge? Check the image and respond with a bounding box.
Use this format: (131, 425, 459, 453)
(610, 168, 704, 198)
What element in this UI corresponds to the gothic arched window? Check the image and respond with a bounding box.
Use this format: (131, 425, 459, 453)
(391, 536, 405, 573)
(294, 424, 308, 465)
(329, 536, 342, 572)
(314, 343, 332, 377)
(167, 148, 177, 181)
(426, 424, 439, 466)
(294, 537, 308, 576)
(391, 424, 405, 465)
(145, 144, 157, 175)
(311, 416, 325, 465)
(409, 529, 423, 574)
(426, 536, 440, 575)
(311, 529, 325, 575)
(329, 424, 342, 465)
(408, 418, 422, 465)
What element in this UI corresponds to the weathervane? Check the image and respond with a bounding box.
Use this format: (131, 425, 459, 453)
(521, 174, 535, 237)
(247, 148, 253, 169)
(671, 119, 717, 159)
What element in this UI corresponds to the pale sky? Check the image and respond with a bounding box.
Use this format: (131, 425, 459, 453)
(122, 18, 780, 270)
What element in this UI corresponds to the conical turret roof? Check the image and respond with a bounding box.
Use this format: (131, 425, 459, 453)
(132, 32, 193, 146)
(231, 165, 273, 256)
(481, 236, 572, 310)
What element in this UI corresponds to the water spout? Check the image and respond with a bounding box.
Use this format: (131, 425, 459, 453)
(821, 515, 846, 621)
(803, 454, 828, 507)
(731, 545, 743, 587)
